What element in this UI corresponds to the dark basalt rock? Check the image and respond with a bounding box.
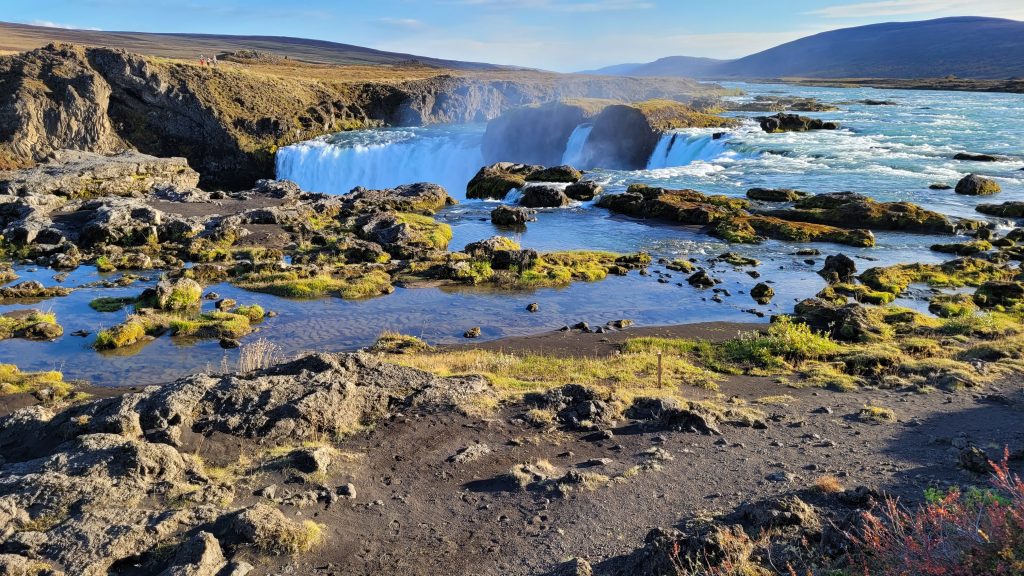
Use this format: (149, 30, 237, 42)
(519, 185, 571, 208)
(976, 201, 1024, 218)
(819, 254, 857, 284)
(974, 281, 1024, 308)
(758, 112, 839, 133)
(791, 299, 883, 342)
(750, 282, 774, 304)
(490, 205, 536, 226)
(746, 187, 807, 202)
(564, 181, 603, 201)
(954, 152, 1002, 162)
(955, 174, 1001, 196)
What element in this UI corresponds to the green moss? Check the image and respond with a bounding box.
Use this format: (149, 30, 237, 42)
(170, 312, 251, 338)
(928, 293, 977, 318)
(395, 212, 453, 251)
(860, 258, 1015, 296)
(369, 331, 434, 354)
(94, 256, 116, 273)
(930, 240, 992, 255)
(234, 304, 265, 322)
(825, 283, 897, 305)
(0, 311, 61, 340)
(163, 281, 203, 311)
(89, 296, 136, 313)
(94, 320, 148, 349)
(237, 269, 393, 300)
(0, 364, 73, 400)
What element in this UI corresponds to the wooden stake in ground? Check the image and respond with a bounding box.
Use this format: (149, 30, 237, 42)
(657, 351, 663, 388)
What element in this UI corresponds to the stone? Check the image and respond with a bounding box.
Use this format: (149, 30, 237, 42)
(746, 188, 807, 202)
(290, 446, 334, 474)
(159, 531, 226, 576)
(687, 270, 717, 288)
(464, 327, 481, 338)
(750, 283, 774, 304)
(490, 205, 536, 226)
(819, 254, 857, 284)
(564, 181, 603, 201)
(758, 113, 838, 132)
(955, 174, 1001, 196)
(448, 443, 491, 464)
(520, 185, 570, 208)
(527, 302, 539, 312)
(954, 152, 1001, 162)
(524, 384, 616, 431)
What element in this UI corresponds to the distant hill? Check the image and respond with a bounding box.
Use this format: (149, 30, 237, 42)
(586, 56, 731, 78)
(0, 21, 508, 70)
(586, 17, 1024, 80)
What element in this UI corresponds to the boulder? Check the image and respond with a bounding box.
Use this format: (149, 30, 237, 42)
(750, 282, 774, 304)
(490, 205, 536, 226)
(524, 384, 617, 431)
(687, 270, 717, 288)
(525, 165, 582, 183)
(746, 187, 807, 202)
(466, 163, 541, 200)
(564, 181, 603, 201)
(758, 113, 838, 132)
(973, 281, 1024, 308)
(976, 201, 1024, 218)
(339, 182, 455, 215)
(819, 254, 857, 284)
(791, 299, 883, 342)
(153, 278, 202, 311)
(519, 185, 570, 208)
(955, 174, 1001, 196)
(626, 397, 720, 435)
(954, 152, 1001, 162)
(159, 532, 226, 576)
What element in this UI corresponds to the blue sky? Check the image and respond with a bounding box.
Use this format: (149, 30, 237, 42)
(4, 0, 1023, 71)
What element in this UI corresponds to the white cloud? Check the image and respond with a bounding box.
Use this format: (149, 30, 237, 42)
(808, 0, 1024, 19)
(28, 20, 100, 30)
(375, 17, 427, 30)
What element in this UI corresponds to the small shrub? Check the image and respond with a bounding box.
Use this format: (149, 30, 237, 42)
(814, 475, 844, 494)
(859, 405, 896, 423)
(852, 449, 1024, 575)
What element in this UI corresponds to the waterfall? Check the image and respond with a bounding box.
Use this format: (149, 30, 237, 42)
(561, 124, 593, 166)
(275, 127, 484, 199)
(646, 132, 733, 170)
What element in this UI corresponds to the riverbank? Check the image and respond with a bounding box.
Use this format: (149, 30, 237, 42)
(765, 76, 1024, 94)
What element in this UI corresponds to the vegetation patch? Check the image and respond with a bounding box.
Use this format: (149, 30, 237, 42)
(0, 364, 72, 400)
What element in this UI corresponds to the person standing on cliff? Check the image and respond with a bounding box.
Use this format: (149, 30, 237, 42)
(199, 54, 206, 66)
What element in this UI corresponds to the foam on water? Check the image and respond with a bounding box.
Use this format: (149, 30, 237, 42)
(646, 131, 737, 169)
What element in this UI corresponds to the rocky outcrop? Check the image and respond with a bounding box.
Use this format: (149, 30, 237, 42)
(466, 163, 581, 200)
(481, 98, 737, 170)
(1, 44, 725, 189)
(480, 100, 606, 166)
(597, 184, 875, 247)
(579, 100, 737, 170)
(758, 112, 839, 132)
(0, 149, 198, 198)
(760, 191, 981, 234)
(746, 187, 807, 202)
(976, 201, 1024, 217)
(0, 352, 494, 573)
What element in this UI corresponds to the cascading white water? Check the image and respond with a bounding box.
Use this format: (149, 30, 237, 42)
(646, 132, 734, 170)
(275, 127, 484, 198)
(561, 124, 593, 166)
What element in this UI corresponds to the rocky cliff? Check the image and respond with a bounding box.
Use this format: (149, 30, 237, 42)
(482, 98, 738, 170)
(0, 43, 723, 189)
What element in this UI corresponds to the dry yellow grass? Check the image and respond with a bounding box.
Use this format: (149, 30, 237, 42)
(814, 475, 845, 494)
